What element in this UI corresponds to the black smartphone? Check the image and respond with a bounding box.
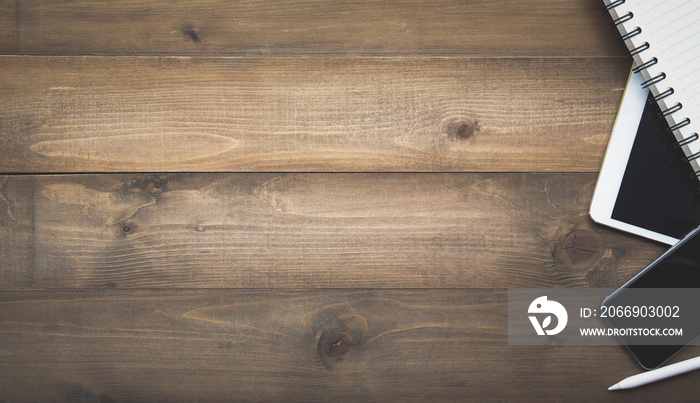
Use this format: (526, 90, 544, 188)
(603, 225, 700, 369)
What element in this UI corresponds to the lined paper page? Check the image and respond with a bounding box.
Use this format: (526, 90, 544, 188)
(606, 0, 700, 175)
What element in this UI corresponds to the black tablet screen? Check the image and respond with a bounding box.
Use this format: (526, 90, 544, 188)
(611, 94, 700, 239)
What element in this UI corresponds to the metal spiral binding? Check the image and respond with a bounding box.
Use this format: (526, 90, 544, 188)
(650, 87, 674, 103)
(629, 41, 649, 55)
(681, 151, 700, 164)
(606, 0, 700, 177)
(604, 0, 625, 12)
(633, 57, 657, 73)
(677, 133, 699, 148)
(664, 133, 699, 149)
(669, 118, 692, 133)
(618, 27, 642, 42)
(658, 103, 683, 118)
(642, 72, 665, 88)
(609, 11, 633, 27)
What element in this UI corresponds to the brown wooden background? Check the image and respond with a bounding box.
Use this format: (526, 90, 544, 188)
(0, 0, 693, 401)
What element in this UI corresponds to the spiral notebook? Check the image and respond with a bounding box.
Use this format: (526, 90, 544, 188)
(605, 0, 700, 178)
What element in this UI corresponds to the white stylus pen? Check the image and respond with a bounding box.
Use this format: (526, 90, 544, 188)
(609, 356, 700, 390)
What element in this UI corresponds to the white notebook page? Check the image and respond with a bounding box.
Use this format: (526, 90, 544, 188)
(606, 0, 700, 175)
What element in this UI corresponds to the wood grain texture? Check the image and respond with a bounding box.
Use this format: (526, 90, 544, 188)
(0, 1, 672, 400)
(3, 0, 625, 57)
(0, 56, 630, 173)
(0, 1, 16, 51)
(0, 289, 695, 401)
(0, 173, 664, 290)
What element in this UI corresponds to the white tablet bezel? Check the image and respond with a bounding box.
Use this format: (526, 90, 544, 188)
(589, 69, 679, 245)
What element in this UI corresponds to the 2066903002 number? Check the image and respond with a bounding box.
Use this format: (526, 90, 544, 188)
(600, 305, 679, 318)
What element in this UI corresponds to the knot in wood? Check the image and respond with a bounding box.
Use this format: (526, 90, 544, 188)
(446, 116, 479, 140)
(317, 314, 367, 364)
(183, 27, 200, 42)
(555, 228, 603, 269)
(148, 176, 166, 193)
(127, 176, 146, 188)
(319, 331, 357, 358)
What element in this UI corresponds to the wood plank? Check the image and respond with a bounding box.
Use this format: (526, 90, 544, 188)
(0, 1, 16, 51)
(0, 173, 665, 289)
(0, 56, 630, 173)
(0, 289, 694, 401)
(4, 0, 625, 57)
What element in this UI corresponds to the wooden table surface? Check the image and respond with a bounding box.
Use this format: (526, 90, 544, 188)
(0, 0, 693, 401)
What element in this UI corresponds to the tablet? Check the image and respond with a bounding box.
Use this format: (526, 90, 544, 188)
(590, 69, 700, 245)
